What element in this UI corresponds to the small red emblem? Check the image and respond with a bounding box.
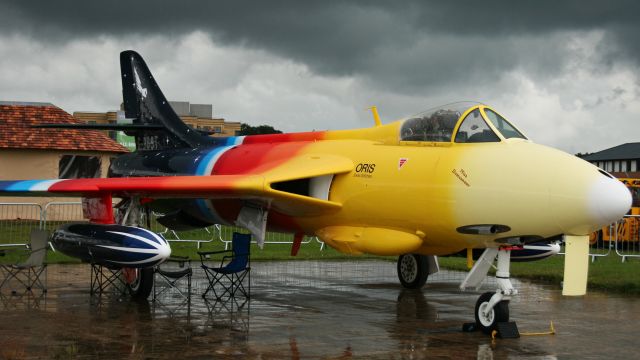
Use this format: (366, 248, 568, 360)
(398, 158, 408, 169)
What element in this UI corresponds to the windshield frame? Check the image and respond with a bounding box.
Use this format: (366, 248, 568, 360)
(398, 103, 528, 145)
(399, 102, 480, 145)
(478, 106, 527, 141)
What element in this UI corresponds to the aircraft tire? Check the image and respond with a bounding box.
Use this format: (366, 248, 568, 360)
(397, 254, 429, 289)
(475, 292, 509, 334)
(127, 268, 154, 299)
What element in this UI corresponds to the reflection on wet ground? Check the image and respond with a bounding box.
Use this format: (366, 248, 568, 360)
(1, 260, 639, 359)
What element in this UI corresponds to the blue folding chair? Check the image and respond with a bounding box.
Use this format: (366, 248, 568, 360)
(198, 233, 251, 302)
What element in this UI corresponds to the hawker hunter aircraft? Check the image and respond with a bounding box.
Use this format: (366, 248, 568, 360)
(0, 51, 631, 334)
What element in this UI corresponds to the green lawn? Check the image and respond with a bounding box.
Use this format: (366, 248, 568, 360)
(438, 254, 640, 295)
(2, 220, 639, 295)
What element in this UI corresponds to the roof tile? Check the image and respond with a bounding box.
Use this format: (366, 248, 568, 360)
(0, 104, 129, 153)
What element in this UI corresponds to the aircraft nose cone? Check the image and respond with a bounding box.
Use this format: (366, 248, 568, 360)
(589, 174, 632, 226)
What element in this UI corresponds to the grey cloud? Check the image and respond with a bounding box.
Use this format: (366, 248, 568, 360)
(2, 1, 639, 86)
(2, 0, 640, 155)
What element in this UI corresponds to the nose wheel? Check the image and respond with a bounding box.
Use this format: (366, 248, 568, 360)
(475, 292, 510, 334)
(460, 248, 517, 335)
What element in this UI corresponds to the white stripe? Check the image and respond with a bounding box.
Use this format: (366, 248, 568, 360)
(202, 145, 235, 176)
(31, 179, 64, 191)
(232, 136, 245, 145)
(106, 230, 164, 249)
(521, 245, 554, 251)
(129, 227, 167, 244)
(109, 253, 165, 265)
(96, 245, 160, 254)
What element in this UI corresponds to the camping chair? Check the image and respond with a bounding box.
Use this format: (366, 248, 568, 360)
(0, 229, 49, 294)
(153, 255, 193, 303)
(198, 232, 251, 303)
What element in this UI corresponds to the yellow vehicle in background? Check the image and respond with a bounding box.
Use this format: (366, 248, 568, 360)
(592, 178, 640, 245)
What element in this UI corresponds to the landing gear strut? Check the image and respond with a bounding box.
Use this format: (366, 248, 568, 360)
(461, 248, 517, 334)
(117, 199, 155, 300)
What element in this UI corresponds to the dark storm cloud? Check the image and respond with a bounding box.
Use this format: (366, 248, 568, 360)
(1, 1, 639, 91)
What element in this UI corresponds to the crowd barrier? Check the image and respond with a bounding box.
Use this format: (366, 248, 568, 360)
(612, 215, 640, 262)
(0, 202, 324, 251)
(1, 202, 638, 261)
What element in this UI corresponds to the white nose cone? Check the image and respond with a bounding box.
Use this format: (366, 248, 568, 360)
(158, 240, 172, 261)
(589, 175, 632, 226)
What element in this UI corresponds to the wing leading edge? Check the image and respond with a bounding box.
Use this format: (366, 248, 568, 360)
(0, 153, 354, 217)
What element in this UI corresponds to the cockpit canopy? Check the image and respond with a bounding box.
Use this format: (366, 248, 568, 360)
(400, 102, 526, 143)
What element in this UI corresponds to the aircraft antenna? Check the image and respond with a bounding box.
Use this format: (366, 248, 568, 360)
(368, 106, 382, 127)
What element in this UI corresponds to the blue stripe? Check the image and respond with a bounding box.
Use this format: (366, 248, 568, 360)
(221, 136, 244, 146)
(193, 147, 231, 223)
(196, 147, 225, 175)
(1, 180, 42, 191)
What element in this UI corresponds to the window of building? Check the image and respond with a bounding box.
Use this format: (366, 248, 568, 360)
(614, 161, 620, 172)
(59, 155, 101, 179)
(214, 126, 222, 133)
(606, 161, 613, 172)
(621, 161, 627, 172)
(632, 160, 637, 172)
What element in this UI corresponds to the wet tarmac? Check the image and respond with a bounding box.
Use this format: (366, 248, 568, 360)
(0, 260, 638, 359)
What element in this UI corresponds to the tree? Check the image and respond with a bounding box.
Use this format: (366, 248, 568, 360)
(239, 123, 283, 135)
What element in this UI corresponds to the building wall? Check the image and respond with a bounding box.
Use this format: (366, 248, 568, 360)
(74, 108, 242, 138)
(0, 149, 119, 220)
(591, 159, 639, 173)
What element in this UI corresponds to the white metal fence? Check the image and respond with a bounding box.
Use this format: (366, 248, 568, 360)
(0, 201, 325, 251)
(1, 202, 638, 262)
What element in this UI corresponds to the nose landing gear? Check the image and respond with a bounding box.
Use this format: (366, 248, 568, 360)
(461, 248, 517, 334)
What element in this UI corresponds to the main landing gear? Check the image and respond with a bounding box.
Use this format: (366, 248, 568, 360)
(123, 267, 154, 299)
(397, 249, 517, 335)
(397, 254, 439, 289)
(117, 198, 155, 300)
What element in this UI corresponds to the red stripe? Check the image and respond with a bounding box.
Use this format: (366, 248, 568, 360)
(241, 131, 326, 144)
(213, 142, 310, 175)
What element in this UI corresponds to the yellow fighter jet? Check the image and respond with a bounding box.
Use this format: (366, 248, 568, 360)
(0, 51, 631, 334)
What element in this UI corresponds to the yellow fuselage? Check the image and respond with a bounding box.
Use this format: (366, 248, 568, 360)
(251, 109, 630, 256)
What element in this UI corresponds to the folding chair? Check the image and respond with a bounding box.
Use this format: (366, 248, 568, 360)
(0, 229, 49, 294)
(153, 256, 192, 302)
(199, 232, 251, 303)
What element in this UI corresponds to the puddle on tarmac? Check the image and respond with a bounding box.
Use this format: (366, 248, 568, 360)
(1, 261, 638, 359)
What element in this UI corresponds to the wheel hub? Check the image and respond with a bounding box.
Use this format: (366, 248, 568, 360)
(400, 255, 418, 283)
(478, 302, 494, 327)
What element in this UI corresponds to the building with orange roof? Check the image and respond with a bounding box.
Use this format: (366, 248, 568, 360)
(0, 101, 129, 213)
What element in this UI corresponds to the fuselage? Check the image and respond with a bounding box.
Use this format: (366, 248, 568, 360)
(109, 104, 631, 256)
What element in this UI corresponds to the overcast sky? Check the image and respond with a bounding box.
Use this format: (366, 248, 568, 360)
(0, 1, 638, 154)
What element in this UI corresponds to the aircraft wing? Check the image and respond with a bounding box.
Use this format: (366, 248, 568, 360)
(0, 154, 353, 217)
